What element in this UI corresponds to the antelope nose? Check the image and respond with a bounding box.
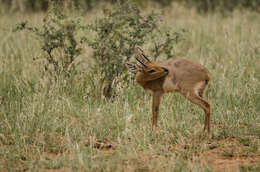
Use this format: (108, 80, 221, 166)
(163, 68, 169, 73)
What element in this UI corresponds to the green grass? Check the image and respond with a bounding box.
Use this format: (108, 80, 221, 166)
(0, 5, 260, 172)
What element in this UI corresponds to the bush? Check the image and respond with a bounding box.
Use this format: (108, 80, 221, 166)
(14, 4, 82, 82)
(82, 1, 180, 99)
(13, 1, 181, 99)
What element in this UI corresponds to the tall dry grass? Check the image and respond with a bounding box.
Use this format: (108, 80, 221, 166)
(0, 4, 259, 171)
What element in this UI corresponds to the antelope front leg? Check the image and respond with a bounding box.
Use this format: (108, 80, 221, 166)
(152, 91, 163, 131)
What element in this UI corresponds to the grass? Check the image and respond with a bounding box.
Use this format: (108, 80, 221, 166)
(0, 4, 260, 172)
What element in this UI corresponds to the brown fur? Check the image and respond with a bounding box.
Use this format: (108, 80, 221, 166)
(126, 47, 211, 136)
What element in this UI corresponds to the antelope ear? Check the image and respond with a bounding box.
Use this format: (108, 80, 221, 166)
(135, 47, 151, 64)
(125, 62, 143, 74)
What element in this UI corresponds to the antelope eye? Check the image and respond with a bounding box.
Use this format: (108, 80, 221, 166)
(148, 69, 156, 73)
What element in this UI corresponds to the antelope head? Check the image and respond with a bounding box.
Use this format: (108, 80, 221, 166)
(126, 47, 169, 82)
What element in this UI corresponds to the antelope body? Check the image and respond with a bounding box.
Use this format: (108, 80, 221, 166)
(126, 47, 211, 136)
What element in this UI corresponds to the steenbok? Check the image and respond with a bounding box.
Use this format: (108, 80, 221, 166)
(126, 47, 211, 136)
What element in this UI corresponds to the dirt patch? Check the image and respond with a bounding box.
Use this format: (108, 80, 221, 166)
(202, 137, 260, 171)
(211, 156, 260, 172)
(205, 147, 260, 171)
(0, 165, 7, 172)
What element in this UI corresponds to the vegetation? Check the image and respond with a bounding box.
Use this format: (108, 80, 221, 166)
(14, 5, 82, 82)
(0, 1, 260, 171)
(179, 0, 260, 13)
(14, 1, 178, 99)
(1, 0, 260, 13)
(82, 2, 178, 98)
